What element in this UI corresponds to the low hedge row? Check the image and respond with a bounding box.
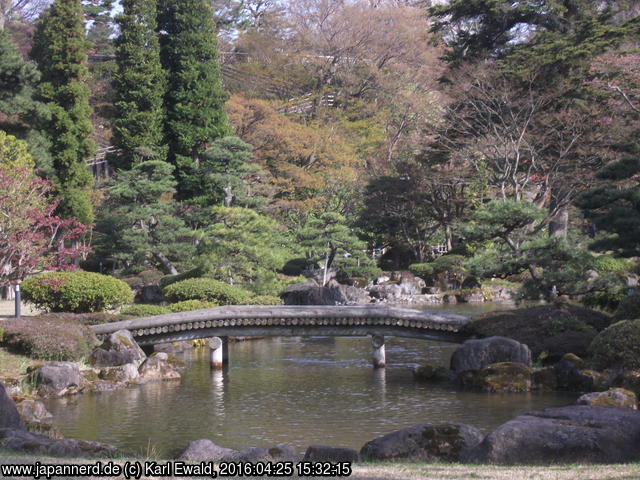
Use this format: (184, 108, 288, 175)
(22, 272, 133, 313)
(162, 278, 252, 305)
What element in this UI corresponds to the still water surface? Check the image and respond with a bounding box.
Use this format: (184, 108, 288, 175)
(44, 303, 574, 457)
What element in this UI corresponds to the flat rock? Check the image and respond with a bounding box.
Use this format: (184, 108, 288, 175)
(0, 428, 120, 458)
(468, 406, 640, 464)
(360, 423, 483, 462)
(450, 337, 531, 374)
(0, 383, 22, 430)
(459, 362, 532, 393)
(304, 445, 361, 462)
(177, 439, 237, 461)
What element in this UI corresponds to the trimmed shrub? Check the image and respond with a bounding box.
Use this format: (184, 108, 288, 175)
(432, 254, 466, 274)
(592, 255, 632, 274)
(250, 295, 282, 305)
(159, 266, 209, 289)
(168, 300, 217, 312)
(590, 319, 640, 370)
(121, 269, 164, 290)
(409, 263, 434, 278)
(22, 272, 134, 313)
(120, 304, 171, 317)
(163, 278, 252, 305)
(31, 312, 121, 326)
(614, 294, 640, 321)
(1, 316, 99, 361)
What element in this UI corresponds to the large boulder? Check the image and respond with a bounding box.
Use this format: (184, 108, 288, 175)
(304, 445, 361, 463)
(450, 337, 532, 375)
(554, 354, 608, 391)
(15, 400, 53, 426)
(281, 281, 370, 305)
(468, 406, 640, 464)
(177, 439, 237, 461)
(98, 363, 140, 383)
(0, 383, 22, 430)
(30, 362, 81, 397)
(577, 388, 637, 409)
(458, 362, 532, 393)
(89, 329, 146, 368)
(360, 423, 483, 462)
(0, 428, 119, 458)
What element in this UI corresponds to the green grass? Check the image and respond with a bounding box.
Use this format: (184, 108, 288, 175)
(0, 346, 35, 381)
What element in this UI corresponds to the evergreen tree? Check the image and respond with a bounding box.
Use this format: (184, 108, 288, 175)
(30, 0, 95, 225)
(157, 0, 231, 193)
(111, 0, 166, 169)
(93, 160, 195, 274)
(0, 28, 51, 175)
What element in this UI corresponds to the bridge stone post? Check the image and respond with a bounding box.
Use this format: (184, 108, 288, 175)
(209, 337, 224, 369)
(371, 334, 385, 369)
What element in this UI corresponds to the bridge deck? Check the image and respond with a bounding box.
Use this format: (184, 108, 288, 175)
(91, 305, 471, 346)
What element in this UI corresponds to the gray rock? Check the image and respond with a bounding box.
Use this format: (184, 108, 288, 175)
(138, 356, 181, 381)
(178, 439, 237, 461)
(304, 445, 361, 462)
(224, 444, 299, 462)
(412, 364, 450, 382)
(0, 383, 22, 430)
(90, 329, 147, 368)
(99, 363, 140, 383)
(468, 406, 640, 464)
(31, 362, 81, 397)
(450, 337, 532, 374)
(360, 423, 483, 462)
(15, 400, 53, 425)
(282, 281, 370, 305)
(0, 428, 120, 458)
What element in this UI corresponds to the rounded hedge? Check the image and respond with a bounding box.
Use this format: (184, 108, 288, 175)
(589, 319, 640, 370)
(169, 300, 217, 312)
(22, 272, 134, 313)
(121, 304, 171, 317)
(409, 263, 434, 278)
(592, 255, 631, 274)
(1, 315, 99, 361)
(162, 278, 252, 305)
(249, 295, 283, 305)
(614, 294, 640, 321)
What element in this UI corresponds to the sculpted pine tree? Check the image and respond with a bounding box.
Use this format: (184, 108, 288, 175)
(30, 0, 95, 225)
(157, 0, 231, 194)
(111, 0, 166, 169)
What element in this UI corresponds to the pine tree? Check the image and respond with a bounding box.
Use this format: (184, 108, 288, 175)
(30, 0, 95, 225)
(111, 0, 166, 170)
(157, 0, 231, 193)
(0, 28, 52, 175)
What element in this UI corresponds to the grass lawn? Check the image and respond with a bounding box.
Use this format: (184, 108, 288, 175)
(0, 454, 639, 480)
(0, 346, 35, 382)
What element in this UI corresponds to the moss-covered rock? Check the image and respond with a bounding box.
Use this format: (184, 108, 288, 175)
(577, 388, 637, 409)
(412, 364, 450, 382)
(613, 370, 640, 395)
(459, 362, 532, 393)
(532, 368, 557, 391)
(466, 305, 611, 362)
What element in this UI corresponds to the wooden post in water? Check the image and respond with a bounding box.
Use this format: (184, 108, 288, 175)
(209, 337, 224, 369)
(371, 334, 385, 368)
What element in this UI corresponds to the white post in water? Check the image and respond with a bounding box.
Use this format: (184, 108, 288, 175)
(371, 334, 385, 368)
(221, 336, 229, 365)
(209, 337, 224, 369)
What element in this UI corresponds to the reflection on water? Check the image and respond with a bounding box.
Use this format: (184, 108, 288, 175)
(44, 320, 575, 458)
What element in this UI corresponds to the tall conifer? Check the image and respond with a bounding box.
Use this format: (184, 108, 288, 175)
(31, 0, 95, 225)
(157, 0, 231, 193)
(111, 0, 166, 170)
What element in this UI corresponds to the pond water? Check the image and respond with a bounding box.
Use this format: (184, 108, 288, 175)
(44, 302, 574, 458)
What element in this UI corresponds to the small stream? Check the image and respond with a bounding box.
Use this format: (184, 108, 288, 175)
(43, 303, 575, 458)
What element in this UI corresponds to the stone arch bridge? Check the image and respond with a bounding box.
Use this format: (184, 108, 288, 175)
(91, 305, 470, 368)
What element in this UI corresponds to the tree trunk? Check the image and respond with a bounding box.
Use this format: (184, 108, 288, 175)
(548, 183, 569, 239)
(155, 252, 178, 275)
